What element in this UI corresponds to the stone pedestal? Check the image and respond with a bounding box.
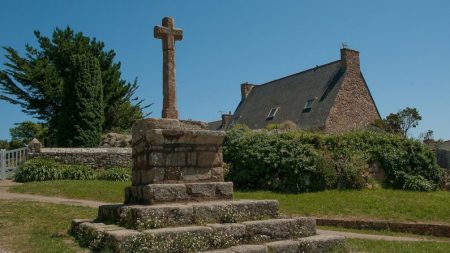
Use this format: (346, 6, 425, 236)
(71, 118, 345, 253)
(125, 118, 233, 204)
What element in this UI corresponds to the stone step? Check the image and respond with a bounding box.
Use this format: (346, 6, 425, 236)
(200, 235, 346, 253)
(125, 182, 233, 204)
(98, 199, 279, 230)
(71, 217, 318, 253)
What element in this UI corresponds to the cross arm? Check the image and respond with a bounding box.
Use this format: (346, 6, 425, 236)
(154, 26, 168, 39)
(173, 28, 183, 41)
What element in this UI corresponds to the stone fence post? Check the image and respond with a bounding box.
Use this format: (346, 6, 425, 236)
(28, 138, 42, 154)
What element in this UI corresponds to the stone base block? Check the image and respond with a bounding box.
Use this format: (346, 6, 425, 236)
(97, 200, 279, 230)
(71, 217, 324, 253)
(242, 218, 316, 241)
(125, 182, 233, 204)
(200, 235, 346, 253)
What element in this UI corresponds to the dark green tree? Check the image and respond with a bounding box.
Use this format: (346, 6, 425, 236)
(10, 121, 47, 147)
(0, 27, 149, 145)
(58, 54, 103, 147)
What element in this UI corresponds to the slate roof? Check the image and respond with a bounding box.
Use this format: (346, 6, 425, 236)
(208, 120, 223, 131)
(231, 60, 346, 130)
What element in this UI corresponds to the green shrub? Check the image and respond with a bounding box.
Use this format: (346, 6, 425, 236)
(224, 130, 336, 192)
(223, 127, 444, 193)
(395, 172, 434, 191)
(14, 159, 64, 182)
(15, 158, 130, 182)
(97, 167, 131, 181)
(63, 165, 96, 180)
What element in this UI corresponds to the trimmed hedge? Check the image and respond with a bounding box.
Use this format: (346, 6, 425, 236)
(14, 158, 131, 182)
(223, 126, 445, 192)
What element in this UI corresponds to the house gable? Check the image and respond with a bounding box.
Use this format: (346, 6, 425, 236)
(324, 49, 380, 133)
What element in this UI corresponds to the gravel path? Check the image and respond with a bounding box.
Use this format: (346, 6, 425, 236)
(317, 229, 439, 242)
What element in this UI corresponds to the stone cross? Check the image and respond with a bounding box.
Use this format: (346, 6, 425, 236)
(154, 17, 183, 119)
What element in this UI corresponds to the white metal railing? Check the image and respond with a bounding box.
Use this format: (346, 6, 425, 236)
(0, 146, 29, 180)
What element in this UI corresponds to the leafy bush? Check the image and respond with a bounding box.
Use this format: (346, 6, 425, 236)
(14, 159, 64, 182)
(223, 127, 444, 193)
(15, 158, 131, 182)
(97, 167, 131, 181)
(224, 129, 335, 192)
(63, 165, 96, 180)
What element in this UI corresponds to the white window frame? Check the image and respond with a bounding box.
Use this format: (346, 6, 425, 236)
(266, 107, 279, 120)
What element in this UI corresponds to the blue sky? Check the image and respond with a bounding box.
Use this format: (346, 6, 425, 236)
(1, 0, 449, 140)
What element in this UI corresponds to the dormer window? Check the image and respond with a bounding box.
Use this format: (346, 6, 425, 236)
(266, 107, 279, 120)
(303, 99, 314, 112)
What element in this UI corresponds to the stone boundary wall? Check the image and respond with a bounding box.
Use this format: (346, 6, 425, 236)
(29, 147, 132, 169)
(315, 217, 450, 237)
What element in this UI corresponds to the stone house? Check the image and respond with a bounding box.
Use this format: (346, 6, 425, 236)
(209, 48, 380, 133)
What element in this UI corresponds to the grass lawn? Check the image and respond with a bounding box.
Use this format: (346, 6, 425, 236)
(10, 180, 129, 203)
(9, 180, 450, 224)
(0, 200, 449, 253)
(235, 190, 450, 224)
(346, 239, 450, 253)
(0, 200, 96, 253)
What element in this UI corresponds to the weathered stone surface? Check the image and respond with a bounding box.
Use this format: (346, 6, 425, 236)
(103, 229, 141, 253)
(198, 151, 223, 167)
(125, 182, 233, 204)
(186, 182, 216, 197)
(183, 167, 212, 181)
(265, 240, 299, 253)
(230, 245, 268, 253)
(101, 133, 131, 147)
(297, 234, 346, 253)
(216, 182, 233, 198)
(98, 200, 277, 230)
(154, 17, 182, 119)
(29, 147, 131, 169)
(208, 223, 246, 248)
(71, 218, 339, 253)
(211, 167, 225, 181)
(242, 218, 316, 240)
(192, 200, 278, 224)
(143, 225, 212, 237)
(28, 138, 42, 153)
(325, 48, 380, 133)
(130, 119, 227, 188)
(143, 183, 188, 204)
(201, 250, 234, 253)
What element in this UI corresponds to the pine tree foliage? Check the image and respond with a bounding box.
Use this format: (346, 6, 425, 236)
(0, 27, 150, 145)
(58, 54, 103, 147)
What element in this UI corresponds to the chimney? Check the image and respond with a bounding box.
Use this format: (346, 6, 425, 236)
(240, 82, 255, 101)
(340, 48, 360, 76)
(221, 111, 233, 129)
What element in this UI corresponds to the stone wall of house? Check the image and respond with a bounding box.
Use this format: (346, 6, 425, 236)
(30, 147, 132, 169)
(437, 149, 450, 169)
(325, 48, 380, 133)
